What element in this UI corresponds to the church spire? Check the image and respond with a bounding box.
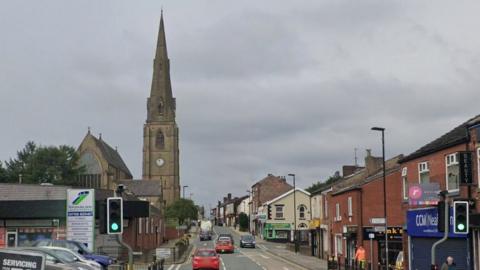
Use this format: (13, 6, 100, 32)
(148, 11, 175, 123)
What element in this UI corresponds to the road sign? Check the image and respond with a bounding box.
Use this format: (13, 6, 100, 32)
(374, 226, 385, 232)
(370, 218, 386, 224)
(155, 248, 171, 259)
(0, 249, 45, 270)
(67, 189, 95, 250)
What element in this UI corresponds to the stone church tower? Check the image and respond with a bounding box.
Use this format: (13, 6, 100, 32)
(142, 13, 180, 207)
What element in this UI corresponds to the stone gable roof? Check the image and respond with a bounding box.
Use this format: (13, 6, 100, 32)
(400, 115, 480, 163)
(91, 135, 133, 177)
(118, 180, 162, 197)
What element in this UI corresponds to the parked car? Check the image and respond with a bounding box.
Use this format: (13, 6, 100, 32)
(215, 239, 234, 254)
(44, 247, 102, 270)
(34, 240, 114, 269)
(199, 230, 212, 241)
(217, 233, 234, 244)
(19, 247, 97, 270)
(1, 248, 75, 270)
(191, 248, 219, 270)
(239, 234, 256, 248)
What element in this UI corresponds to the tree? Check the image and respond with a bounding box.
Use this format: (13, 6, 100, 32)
(306, 171, 342, 193)
(165, 199, 198, 225)
(238, 212, 249, 232)
(1, 141, 84, 185)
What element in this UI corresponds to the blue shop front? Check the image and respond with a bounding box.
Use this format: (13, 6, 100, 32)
(407, 207, 470, 270)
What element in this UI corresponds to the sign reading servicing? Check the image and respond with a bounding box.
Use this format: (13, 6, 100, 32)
(0, 249, 45, 270)
(67, 189, 95, 250)
(408, 183, 440, 206)
(407, 207, 467, 238)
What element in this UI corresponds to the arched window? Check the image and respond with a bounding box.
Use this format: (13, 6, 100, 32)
(156, 130, 165, 149)
(298, 205, 306, 220)
(158, 98, 164, 115)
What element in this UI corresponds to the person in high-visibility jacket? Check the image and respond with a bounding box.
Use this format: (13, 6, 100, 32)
(355, 245, 366, 269)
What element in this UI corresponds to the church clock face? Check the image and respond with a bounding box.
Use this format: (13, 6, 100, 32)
(156, 158, 165, 167)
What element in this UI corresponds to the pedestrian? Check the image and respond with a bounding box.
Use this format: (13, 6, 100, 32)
(441, 256, 456, 270)
(355, 245, 366, 269)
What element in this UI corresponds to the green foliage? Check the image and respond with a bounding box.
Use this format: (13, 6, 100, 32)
(0, 141, 84, 185)
(165, 198, 198, 225)
(306, 171, 342, 193)
(238, 212, 249, 231)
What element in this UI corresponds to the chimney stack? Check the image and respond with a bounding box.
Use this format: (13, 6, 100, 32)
(365, 149, 383, 175)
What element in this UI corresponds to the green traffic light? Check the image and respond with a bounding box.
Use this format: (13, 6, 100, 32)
(111, 223, 119, 231)
(457, 223, 465, 231)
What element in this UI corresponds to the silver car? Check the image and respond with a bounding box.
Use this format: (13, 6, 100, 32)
(44, 247, 102, 270)
(19, 247, 97, 270)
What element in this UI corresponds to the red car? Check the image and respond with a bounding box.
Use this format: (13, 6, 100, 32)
(215, 239, 234, 253)
(192, 248, 220, 270)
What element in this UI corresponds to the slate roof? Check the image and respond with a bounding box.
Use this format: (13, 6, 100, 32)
(91, 135, 132, 178)
(400, 115, 480, 163)
(118, 180, 162, 197)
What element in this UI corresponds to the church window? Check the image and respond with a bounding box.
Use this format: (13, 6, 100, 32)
(156, 130, 165, 149)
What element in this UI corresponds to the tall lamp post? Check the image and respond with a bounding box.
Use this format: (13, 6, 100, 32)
(371, 126, 388, 269)
(182, 185, 189, 199)
(288, 173, 298, 253)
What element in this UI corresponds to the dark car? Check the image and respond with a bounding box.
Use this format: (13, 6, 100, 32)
(34, 240, 114, 269)
(217, 234, 234, 245)
(199, 230, 212, 241)
(239, 235, 256, 248)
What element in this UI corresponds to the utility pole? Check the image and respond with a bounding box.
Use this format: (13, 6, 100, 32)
(288, 174, 298, 253)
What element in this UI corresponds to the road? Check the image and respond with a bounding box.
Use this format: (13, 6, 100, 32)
(165, 226, 307, 270)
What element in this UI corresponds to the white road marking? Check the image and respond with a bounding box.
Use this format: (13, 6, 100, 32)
(260, 254, 269, 259)
(221, 258, 227, 270)
(167, 265, 175, 270)
(174, 265, 181, 270)
(283, 267, 290, 270)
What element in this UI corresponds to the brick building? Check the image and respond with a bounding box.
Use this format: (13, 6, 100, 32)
(399, 115, 480, 270)
(250, 174, 293, 235)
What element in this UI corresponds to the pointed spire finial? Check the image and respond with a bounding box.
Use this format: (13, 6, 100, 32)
(99, 133, 102, 140)
(87, 126, 91, 134)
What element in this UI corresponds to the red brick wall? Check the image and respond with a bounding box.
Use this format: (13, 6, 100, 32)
(123, 216, 165, 252)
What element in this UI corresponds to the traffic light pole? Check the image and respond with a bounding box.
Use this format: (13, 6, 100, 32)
(114, 188, 133, 270)
(431, 199, 449, 269)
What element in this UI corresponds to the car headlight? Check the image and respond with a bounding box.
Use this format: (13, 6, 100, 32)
(108, 259, 113, 264)
(252, 241, 256, 244)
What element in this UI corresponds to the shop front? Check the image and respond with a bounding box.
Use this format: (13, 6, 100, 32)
(407, 207, 470, 270)
(309, 219, 322, 257)
(263, 223, 291, 242)
(362, 226, 403, 270)
(343, 226, 358, 265)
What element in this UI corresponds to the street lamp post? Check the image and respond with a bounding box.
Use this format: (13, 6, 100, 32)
(371, 126, 388, 269)
(288, 173, 298, 253)
(246, 190, 252, 233)
(182, 185, 189, 199)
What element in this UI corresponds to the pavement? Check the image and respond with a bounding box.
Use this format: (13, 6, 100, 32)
(162, 226, 327, 270)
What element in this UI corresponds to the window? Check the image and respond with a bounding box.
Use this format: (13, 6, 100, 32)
(268, 230, 273, 238)
(446, 153, 459, 192)
(146, 217, 149, 234)
(418, 162, 430, 184)
(299, 205, 306, 220)
(402, 167, 408, 200)
(347, 197, 353, 217)
(335, 203, 341, 221)
(138, 218, 142, 234)
(155, 130, 165, 149)
(275, 205, 284, 219)
(324, 198, 328, 218)
(335, 234, 343, 255)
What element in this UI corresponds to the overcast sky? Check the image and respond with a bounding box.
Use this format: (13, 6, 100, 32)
(1, 1, 480, 208)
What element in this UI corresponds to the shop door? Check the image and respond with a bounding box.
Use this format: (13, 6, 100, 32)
(410, 238, 470, 270)
(7, 231, 17, 248)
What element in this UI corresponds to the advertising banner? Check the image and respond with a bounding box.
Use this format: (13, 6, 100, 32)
(66, 189, 95, 250)
(407, 207, 467, 238)
(0, 249, 45, 270)
(408, 183, 440, 206)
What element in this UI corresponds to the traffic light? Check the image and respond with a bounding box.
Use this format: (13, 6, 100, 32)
(453, 201, 469, 234)
(267, 205, 272, 220)
(107, 197, 123, 234)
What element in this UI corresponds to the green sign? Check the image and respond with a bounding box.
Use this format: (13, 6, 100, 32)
(265, 223, 291, 229)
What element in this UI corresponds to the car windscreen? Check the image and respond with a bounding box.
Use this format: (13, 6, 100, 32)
(217, 240, 231, 245)
(195, 250, 216, 257)
(218, 237, 230, 242)
(77, 242, 93, 254)
(49, 249, 77, 263)
(241, 235, 254, 241)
